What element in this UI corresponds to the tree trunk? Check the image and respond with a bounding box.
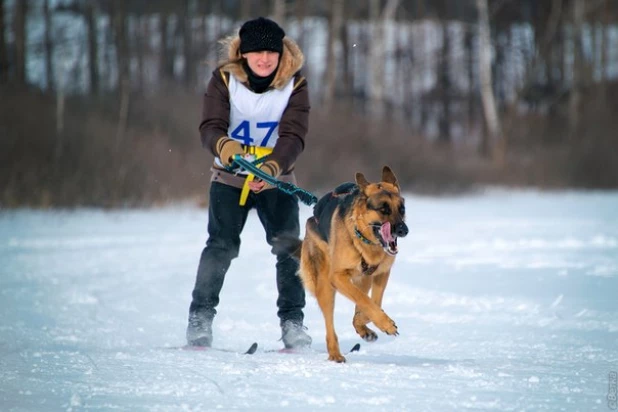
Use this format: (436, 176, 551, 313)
(0, 0, 8, 84)
(113, 0, 130, 146)
(43, 0, 55, 91)
(552, 24, 564, 85)
(569, 0, 584, 139)
(476, 0, 502, 158)
(323, 0, 344, 105)
(85, 0, 99, 95)
(135, 16, 145, 92)
(465, 26, 476, 135)
(55, 90, 65, 158)
(295, 0, 307, 51)
(13, 0, 28, 86)
(272, 0, 285, 24)
(181, 0, 194, 89)
(368, 0, 381, 114)
(257, 0, 269, 17)
(211, 0, 223, 40)
(368, 0, 400, 117)
(159, 13, 174, 82)
(492, 30, 505, 107)
(516, 0, 563, 110)
(240, 0, 251, 21)
(438, 22, 451, 144)
(415, 0, 425, 17)
(600, 0, 608, 104)
(341, 22, 352, 100)
(418, 9, 429, 135)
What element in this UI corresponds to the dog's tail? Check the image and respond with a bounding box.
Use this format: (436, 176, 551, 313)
(271, 234, 302, 261)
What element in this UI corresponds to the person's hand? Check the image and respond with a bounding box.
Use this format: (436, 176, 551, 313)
(249, 160, 280, 193)
(248, 179, 268, 192)
(217, 137, 244, 167)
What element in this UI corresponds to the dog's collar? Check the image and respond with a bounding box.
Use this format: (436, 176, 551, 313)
(354, 226, 377, 246)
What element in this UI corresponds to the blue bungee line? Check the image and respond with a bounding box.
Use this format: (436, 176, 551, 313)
(227, 154, 318, 206)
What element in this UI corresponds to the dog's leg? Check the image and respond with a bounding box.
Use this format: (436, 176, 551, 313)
(352, 276, 378, 342)
(315, 279, 345, 363)
(370, 271, 391, 308)
(332, 270, 398, 336)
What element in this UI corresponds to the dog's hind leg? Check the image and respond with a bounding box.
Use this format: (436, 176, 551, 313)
(352, 276, 378, 342)
(315, 280, 345, 362)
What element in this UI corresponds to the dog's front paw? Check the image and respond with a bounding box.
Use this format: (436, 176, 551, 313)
(376, 315, 398, 336)
(328, 352, 347, 363)
(384, 322, 398, 336)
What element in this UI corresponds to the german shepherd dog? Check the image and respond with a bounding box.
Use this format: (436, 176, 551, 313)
(279, 166, 408, 362)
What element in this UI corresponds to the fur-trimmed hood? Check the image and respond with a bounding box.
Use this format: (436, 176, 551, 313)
(218, 35, 305, 90)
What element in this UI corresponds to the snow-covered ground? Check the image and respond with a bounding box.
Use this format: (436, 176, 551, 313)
(1, 189, 617, 411)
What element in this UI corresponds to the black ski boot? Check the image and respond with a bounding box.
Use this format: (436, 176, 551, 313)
(281, 320, 312, 349)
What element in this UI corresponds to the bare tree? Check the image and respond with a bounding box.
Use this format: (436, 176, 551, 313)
(181, 0, 195, 89)
(368, 0, 381, 107)
(294, 0, 308, 51)
(159, 12, 174, 82)
(476, 0, 501, 157)
(112, 0, 130, 145)
(437, 22, 451, 144)
(256, 0, 269, 17)
(465, 26, 476, 135)
(0, 0, 8, 84)
(569, 0, 584, 139)
(85, 0, 99, 94)
(135, 16, 146, 92)
(368, 0, 400, 116)
(600, 0, 609, 104)
(323, 0, 344, 105)
(272, 0, 286, 24)
(415, 0, 425, 17)
(13, 0, 28, 86)
(43, 0, 55, 91)
(340, 9, 353, 100)
(240, 0, 251, 21)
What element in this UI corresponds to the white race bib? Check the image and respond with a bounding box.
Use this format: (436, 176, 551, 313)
(215, 74, 295, 168)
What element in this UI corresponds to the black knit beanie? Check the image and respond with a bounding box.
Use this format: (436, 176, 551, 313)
(239, 17, 285, 55)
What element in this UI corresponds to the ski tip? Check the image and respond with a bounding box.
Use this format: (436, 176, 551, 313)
(245, 342, 258, 355)
(350, 343, 361, 353)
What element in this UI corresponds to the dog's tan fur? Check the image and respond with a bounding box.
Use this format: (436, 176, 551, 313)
(297, 166, 407, 362)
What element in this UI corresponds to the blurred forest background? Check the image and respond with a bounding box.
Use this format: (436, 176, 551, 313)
(1, 0, 617, 208)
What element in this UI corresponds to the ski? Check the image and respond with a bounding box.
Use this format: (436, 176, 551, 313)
(165, 342, 258, 355)
(349, 343, 361, 353)
(266, 343, 361, 355)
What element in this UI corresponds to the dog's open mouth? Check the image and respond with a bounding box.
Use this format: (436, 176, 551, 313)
(373, 222, 398, 256)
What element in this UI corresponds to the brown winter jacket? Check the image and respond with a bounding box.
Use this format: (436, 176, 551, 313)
(199, 34, 310, 188)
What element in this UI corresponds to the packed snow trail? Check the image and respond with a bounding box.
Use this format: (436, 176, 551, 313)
(1, 190, 617, 411)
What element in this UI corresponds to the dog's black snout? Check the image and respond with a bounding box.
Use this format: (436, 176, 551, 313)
(395, 222, 409, 237)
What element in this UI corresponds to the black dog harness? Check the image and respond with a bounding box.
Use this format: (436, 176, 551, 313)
(311, 183, 378, 276)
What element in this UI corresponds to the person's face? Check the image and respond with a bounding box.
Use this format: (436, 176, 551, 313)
(243, 50, 280, 77)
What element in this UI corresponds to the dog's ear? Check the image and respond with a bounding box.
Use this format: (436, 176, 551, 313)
(382, 166, 400, 191)
(355, 172, 370, 191)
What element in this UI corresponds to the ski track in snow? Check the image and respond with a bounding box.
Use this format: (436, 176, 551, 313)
(1, 189, 617, 411)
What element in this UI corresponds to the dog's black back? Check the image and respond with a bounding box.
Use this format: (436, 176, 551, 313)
(312, 182, 358, 242)
(272, 182, 359, 258)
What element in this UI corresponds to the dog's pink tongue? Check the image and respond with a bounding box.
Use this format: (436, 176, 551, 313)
(380, 222, 394, 243)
